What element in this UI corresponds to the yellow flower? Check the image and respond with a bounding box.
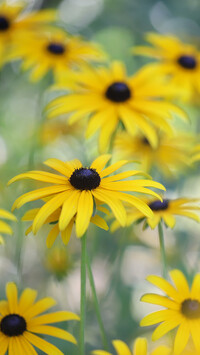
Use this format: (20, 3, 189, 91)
(10, 28, 104, 82)
(46, 61, 187, 152)
(0, 208, 17, 244)
(45, 246, 71, 279)
(140, 270, 200, 355)
(22, 203, 109, 248)
(8, 154, 165, 237)
(0, 282, 79, 355)
(92, 337, 171, 355)
(133, 33, 200, 101)
(111, 197, 200, 231)
(114, 131, 195, 178)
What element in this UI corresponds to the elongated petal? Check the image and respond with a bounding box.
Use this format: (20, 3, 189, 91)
(76, 191, 93, 237)
(112, 340, 132, 355)
(6, 282, 18, 313)
(152, 317, 182, 341)
(44, 158, 74, 177)
(23, 332, 64, 355)
(28, 311, 80, 326)
(141, 293, 179, 310)
(46, 225, 60, 248)
(27, 325, 77, 344)
(91, 215, 109, 230)
(59, 190, 80, 231)
(0, 209, 17, 221)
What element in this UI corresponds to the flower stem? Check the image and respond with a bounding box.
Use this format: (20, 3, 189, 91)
(86, 250, 109, 350)
(80, 233, 87, 355)
(158, 221, 167, 279)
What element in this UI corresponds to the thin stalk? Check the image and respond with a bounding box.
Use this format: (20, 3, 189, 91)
(80, 233, 87, 355)
(86, 250, 109, 350)
(158, 221, 167, 279)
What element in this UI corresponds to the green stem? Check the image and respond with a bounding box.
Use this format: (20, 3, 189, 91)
(80, 233, 87, 355)
(158, 221, 167, 279)
(86, 250, 109, 350)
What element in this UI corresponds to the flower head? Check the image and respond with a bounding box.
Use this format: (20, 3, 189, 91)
(8, 155, 165, 237)
(0, 282, 79, 355)
(140, 270, 200, 355)
(133, 33, 200, 101)
(46, 61, 187, 152)
(114, 131, 195, 178)
(92, 337, 171, 355)
(10, 28, 104, 81)
(0, 208, 17, 244)
(111, 197, 200, 231)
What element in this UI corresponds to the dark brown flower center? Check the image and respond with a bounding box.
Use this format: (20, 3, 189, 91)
(105, 82, 131, 102)
(69, 168, 101, 190)
(181, 299, 200, 319)
(149, 199, 169, 211)
(1, 314, 27, 336)
(177, 55, 197, 69)
(0, 16, 10, 31)
(47, 42, 66, 55)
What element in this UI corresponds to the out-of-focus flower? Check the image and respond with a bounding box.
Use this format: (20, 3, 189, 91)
(46, 61, 187, 152)
(10, 28, 105, 82)
(140, 269, 200, 355)
(0, 282, 79, 354)
(111, 197, 200, 231)
(0, 208, 17, 244)
(45, 246, 71, 280)
(0, 1, 56, 67)
(8, 154, 165, 237)
(92, 337, 171, 355)
(114, 131, 195, 178)
(133, 33, 200, 101)
(22, 202, 109, 247)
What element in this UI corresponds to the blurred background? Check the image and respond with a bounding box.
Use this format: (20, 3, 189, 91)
(1, 0, 200, 354)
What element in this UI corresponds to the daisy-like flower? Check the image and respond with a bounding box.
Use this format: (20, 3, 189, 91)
(10, 28, 104, 82)
(0, 1, 56, 66)
(140, 269, 200, 355)
(46, 61, 187, 152)
(22, 202, 109, 248)
(92, 337, 171, 355)
(0, 208, 17, 244)
(110, 197, 200, 231)
(8, 155, 165, 237)
(114, 131, 194, 178)
(133, 33, 200, 100)
(0, 282, 79, 355)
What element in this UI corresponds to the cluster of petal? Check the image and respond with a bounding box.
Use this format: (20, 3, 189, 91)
(114, 131, 195, 178)
(0, 282, 79, 355)
(133, 33, 200, 100)
(46, 61, 187, 152)
(22, 202, 109, 248)
(140, 270, 200, 355)
(0, 208, 17, 244)
(92, 337, 171, 355)
(8, 155, 165, 238)
(111, 197, 200, 231)
(10, 27, 105, 82)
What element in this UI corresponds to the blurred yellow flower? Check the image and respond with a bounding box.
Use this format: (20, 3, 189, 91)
(0, 282, 79, 355)
(46, 61, 187, 152)
(92, 337, 171, 355)
(0, 208, 17, 244)
(140, 270, 200, 355)
(114, 131, 195, 178)
(133, 33, 200, 101)
(111, 197, 200, 231)
(8, 154, 165, 237)
(22, 202, 109, 248)
(0, 1, 56, 66)
(45, 246, 71, 279)
(10, 28, 104, 81)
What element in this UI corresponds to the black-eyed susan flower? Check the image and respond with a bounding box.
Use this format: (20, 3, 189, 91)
(8, 155, 165, 237)
(0, 1, 56, 66)
(46, 61, 187, 152)
(22, 202, 109, 248)
(0, 208, 17, 244)
(0, 282, 79, 354)
(92, 337, 171, 355)
(10, 28, 104, 82)
(111, 197, 200, 231)
(114, 131, 195, 178)
(140, 269, 200, 355)
(133, 33, 200, 100)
